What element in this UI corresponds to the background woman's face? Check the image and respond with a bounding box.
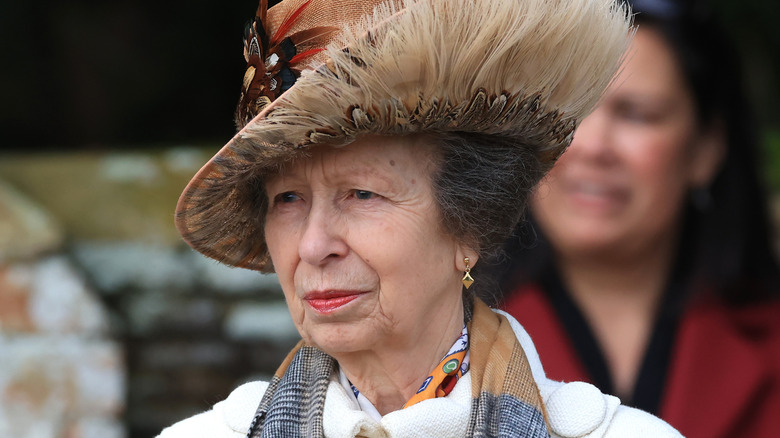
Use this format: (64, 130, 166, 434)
(264, 135, 466, 355)
(531, 27, 720, 260)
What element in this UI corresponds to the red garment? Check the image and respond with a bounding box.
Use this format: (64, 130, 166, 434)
(502, 285, 780, 438)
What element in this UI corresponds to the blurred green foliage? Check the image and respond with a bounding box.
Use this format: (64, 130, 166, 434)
(711, 0, 780, 194)
(765, 130, 780, 192)
(711, 0, 780, 130)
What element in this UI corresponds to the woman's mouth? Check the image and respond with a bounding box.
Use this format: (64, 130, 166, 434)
(565, 180, 629, 212)
(304, 290, 368, 314)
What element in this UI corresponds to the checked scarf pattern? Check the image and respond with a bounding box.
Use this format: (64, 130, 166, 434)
(246, 298, 549, 437)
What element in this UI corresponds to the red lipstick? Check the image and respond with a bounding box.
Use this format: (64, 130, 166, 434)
(304, 290, 367, 314)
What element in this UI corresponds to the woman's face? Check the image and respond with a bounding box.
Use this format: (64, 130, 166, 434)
(531, 27, 722, 260)
(264, 135, 468, 356)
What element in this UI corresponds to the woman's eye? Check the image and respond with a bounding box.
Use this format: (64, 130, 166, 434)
(354, 190, 375, 200)
(614, 100, 664, 124)
(622, 109, 655, 123)
(275, 191, 300, 203)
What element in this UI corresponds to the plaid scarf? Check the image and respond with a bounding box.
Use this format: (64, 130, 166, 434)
(247, 298, 549, 437)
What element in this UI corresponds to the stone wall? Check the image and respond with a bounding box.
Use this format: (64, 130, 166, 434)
(0, 181, 124, 438)
(0, 149, 298, 438)
(72, 242, 297, 437)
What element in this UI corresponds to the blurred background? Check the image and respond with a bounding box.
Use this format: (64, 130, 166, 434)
(0, 0, 777, 437)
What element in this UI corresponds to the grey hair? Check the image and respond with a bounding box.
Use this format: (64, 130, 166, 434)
(430, 131, 550, 297)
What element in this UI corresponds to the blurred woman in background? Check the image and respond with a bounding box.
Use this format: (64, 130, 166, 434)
(497, 0, 780, 436)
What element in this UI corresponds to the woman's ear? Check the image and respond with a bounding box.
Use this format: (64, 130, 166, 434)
(689, 121, 726, 188)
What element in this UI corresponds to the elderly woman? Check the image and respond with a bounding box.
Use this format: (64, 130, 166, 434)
(159, 0, 681, 436)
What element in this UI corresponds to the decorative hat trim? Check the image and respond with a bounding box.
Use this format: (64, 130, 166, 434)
(176, 0, 631, 271)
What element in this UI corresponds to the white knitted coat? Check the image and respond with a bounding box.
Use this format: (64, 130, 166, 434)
(158, 310, 682, 438)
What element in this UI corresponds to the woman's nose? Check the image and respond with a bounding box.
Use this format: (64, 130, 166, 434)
(568, 109, 613, 162)
(297, 205, 349, 266)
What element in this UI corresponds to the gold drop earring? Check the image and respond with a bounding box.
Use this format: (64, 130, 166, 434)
(462, 257, 474, 289)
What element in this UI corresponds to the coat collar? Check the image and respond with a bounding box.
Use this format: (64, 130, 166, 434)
(503, 285, 779, 438)
(660, 298, 773, 438)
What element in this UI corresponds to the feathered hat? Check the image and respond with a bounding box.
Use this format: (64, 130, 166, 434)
(176, 0, 632, 272)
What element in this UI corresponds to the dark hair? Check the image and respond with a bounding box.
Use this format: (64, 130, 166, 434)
(431, 131, 547, 299)
(494, 0, 779, 305)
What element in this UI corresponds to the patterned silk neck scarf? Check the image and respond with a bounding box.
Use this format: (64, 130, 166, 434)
(403, 325, 469, 408)
(341, 325, 470, 416)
